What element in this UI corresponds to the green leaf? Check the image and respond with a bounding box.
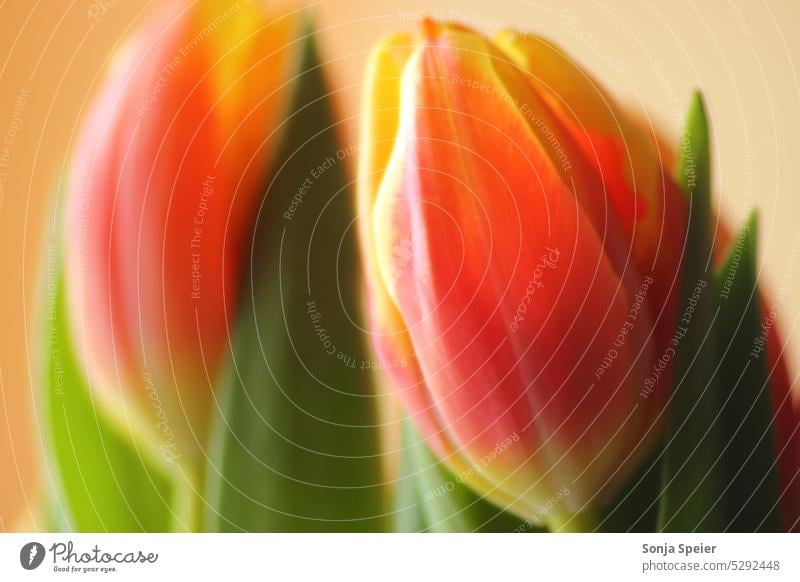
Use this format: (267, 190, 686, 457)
(402, 420, 539, 532)
(391, 423, 428, 532)
(658, 92, 727, 532)
(205, 29, 386, 532)
(715, 213, 781, 531)
(42, 252, 172, 532)
(598, 449, 662, 532)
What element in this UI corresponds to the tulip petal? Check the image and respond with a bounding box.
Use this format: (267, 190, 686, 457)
(357, 31, 452, 455)
(358, 30, 522, 509)
(495, 31, 687, 370)
(494, 30, 659, 250)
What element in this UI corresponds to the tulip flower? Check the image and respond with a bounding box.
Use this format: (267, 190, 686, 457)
(65, 0, 302, 465)
(358, 19, 689, 529)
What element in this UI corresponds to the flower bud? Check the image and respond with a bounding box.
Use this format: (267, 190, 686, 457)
(358, 20, 686, 528)
(65, 0, 302, 461)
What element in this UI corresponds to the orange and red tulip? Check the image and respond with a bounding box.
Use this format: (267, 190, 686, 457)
(65, 0, 302, 462)
(358, 19, 688, 529)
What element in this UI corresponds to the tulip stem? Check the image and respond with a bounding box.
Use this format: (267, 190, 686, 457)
(171, 462, 204, 532)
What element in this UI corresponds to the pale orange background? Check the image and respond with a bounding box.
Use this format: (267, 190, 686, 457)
(1, 0, 799, 530)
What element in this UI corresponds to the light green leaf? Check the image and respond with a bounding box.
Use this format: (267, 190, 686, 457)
(42, 254, 172, 532)
(391, 423, 428, 532)
(402, 420, 538, 532)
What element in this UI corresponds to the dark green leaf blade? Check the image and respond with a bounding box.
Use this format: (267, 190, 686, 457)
(206, 29, 386, 532)
(716, 213, 781, 531)
(658, 92, 727, 532)
(598, 449, 662, 532)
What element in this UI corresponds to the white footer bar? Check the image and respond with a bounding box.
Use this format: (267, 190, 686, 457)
(1, 533, 797, 580)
